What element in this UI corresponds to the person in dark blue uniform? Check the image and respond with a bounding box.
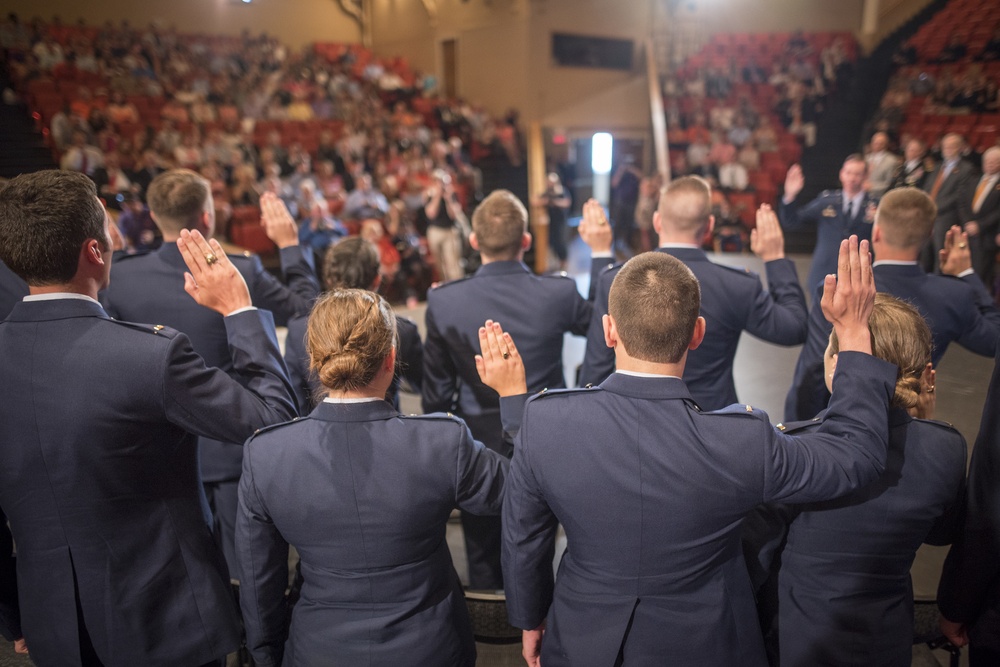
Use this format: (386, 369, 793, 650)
(422, 190, 610, 590)
(784, 187, 1000, 421)
(284, 236, 422, 412)
(779, 156, 878, 294)
(745, 293, 966, 667)
(503, 241, 898, 667)
(101, 170, 320, 576)
(579, 176, 807, 410)
(938, 342, 1000, 665)
(0, 170, 297, 666)
(237, 292, 527, 667)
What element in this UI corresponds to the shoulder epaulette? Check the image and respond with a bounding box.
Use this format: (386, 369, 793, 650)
(707, 403, 769, 420)
(715, 262, 756, 277)
(247, 417, 303, 441)
(916, 417, 957, 432)
(107, 319, 178, 338)
(527, 386, 600, 402)
(401, 411, 465, 424)
(227, 250, 255, 261)
(774, 417, 821, 434)
(820, 189, 836, 197)
(428, 275, 473, 292)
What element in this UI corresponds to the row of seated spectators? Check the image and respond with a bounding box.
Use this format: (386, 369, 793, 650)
(3, 14, 527, 303)
(655, 30, 856, 241)
(872, 0, 1000, 153)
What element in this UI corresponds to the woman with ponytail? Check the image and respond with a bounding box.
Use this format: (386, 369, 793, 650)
(236, 289, 527, 667)
(746, 293, 967, 667)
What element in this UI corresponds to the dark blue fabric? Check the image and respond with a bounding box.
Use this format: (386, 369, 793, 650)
(0, 260, 27, 321)
(237, 396, 524, 667)
(746, 410, 966, 667)
(0, 300, 296, 666)
(939, 342, 1000, 652)
(579, 247, 807, 410)
(784, 263, 1000, 421)
(502, 353, 897, 666)
(779, 190, 878, 292)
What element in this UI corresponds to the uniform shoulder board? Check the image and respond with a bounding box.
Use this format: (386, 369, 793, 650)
(774, 417, 821, 434)
(108, 319, 179, 338)
(527, 386, 596, 403)
(917, 417, 957, 431)
(401, 411, 465, 424)
(227, 250, 255, 262)
(707, 403, 767, 420)
(247, 417, 303, 441)
(428, 275, 473, 292)
(820, 189, 835, 197)
(541, 271, 577, 282)
(715, 262, 756, 277)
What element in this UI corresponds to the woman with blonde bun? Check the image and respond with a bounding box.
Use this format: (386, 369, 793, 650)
(746, 293, 967, 667)
(236, 289, 527, 667)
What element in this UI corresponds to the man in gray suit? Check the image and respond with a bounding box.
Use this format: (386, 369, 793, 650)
(866, 131, 901, 199)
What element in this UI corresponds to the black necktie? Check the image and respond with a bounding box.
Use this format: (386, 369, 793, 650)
(846, 201, 854, 219)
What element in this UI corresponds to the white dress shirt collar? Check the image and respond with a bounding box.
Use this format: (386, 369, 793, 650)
(23, 292, 101, 305)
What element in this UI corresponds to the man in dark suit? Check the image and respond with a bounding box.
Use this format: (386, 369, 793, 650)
(784, 187, 1000, 421)
(422, 190, 610, 589)
(923, 133, 979, 272)
(579, 176, 807, 409)
(101, 170, 319, 575)
(779, 154, 878, 293)
(939, 341, 1000, 665)
(503, 242, 897, 667)
(962, 146, 1000, 291)
(0, 170, 297, 666)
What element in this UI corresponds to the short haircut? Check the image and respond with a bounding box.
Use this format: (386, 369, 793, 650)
(0, 170, 106, 285)
(983, 146, 1000, 162)
(146, 169, 210, 234)
(471, 190, 527, 260)
(323, 236, 381, 291)
(843, 153, 868, 171)
(830, 293, 931, 409)
(658, 176, 712, 234)
(875, 187, 937, 249)
(608, 252, 701, 364)
(307, 289, 397, 392)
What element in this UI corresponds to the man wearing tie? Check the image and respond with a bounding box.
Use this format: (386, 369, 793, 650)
(923, 133, 978, 272)
(963, 146, 1000, 291)
(779, 155, 878, 294)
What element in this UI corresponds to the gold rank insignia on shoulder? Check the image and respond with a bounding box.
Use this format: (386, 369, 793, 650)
(152, 325, 165, 333)
(776, 423, 786, 431)
(585, 384, 594, 389)
(745, 405, 753, 412)
(243, 251, 252, 257)
(822, 206, 837, 217)
(446, 412, 454, 418)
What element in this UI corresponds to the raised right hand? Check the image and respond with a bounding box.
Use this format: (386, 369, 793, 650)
(260, 192, 299, 249)
(177, 229, 253, 316)
(578, 198, 613, 254)
(475, 320, 527, 398)
(784, 164, 805, 200)
(750, 204, 785, 262)
(820, 235, 876, 355)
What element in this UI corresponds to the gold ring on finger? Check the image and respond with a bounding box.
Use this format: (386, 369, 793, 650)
(205, 253, 219, 265)
(502, 352, 511, 360)
(958, 243, 968, 249)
